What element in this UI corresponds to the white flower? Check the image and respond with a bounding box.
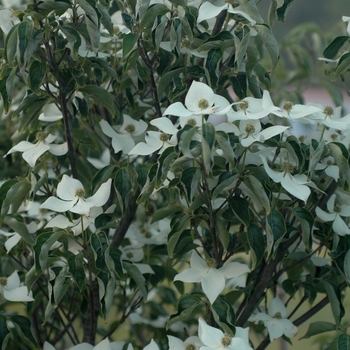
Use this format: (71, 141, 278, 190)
(197, 1, 256, 25)
(174, 251, 250, 304)
(0, 271, 34, 302)
(272, 101, 322, 120)
(249, 296, 298, 342)
(163, 81, 232, 119)
(144, 340, 159, 350)
(343, 16, 350, 36)
(198, 317, 252, 350)
(38, 104, 63, 122)
(168, 335, 202, 350)
(227, 91, 279, 121)
(0, 9, 20, 35)
(316, 194, 350, 236)
(47, 337, 130, 350)
(315, 156, 339, 182)
(5, 133, 68, 167)
(217, 119, 288, 147)
(100, 115, 148, 154)
(40, 175, 112, 216)
(129, 117, 178, 156)
(260, 155, 312, 202)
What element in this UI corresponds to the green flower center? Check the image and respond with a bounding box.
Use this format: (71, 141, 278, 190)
(330, 133, 338, 141)
(324, 106, 334, 117)
(326, 159, 333, 166)
(185, 344, 196, 350)
(198, 99, 210, 110)
(245, 124, 255, 134)
(182, 38, 190, 48)
(274, 311, 282, 319)
(187, 118, 197, 126)
(239, 100, 249, 111)
(283, 162, 293, 174)
(36, 131, 47, 142)
(126, 252, 134, 259)
(334, 205, 341, 213)
(221, 334, 232, 347)
(283, 101, 293, 113)
(0, 277, 7, 287)
(298, 135, 306, 143)
(125, 124, 136, 134)
(140, 228, 152, 238)
(206, 258, 217, 268)
(159, 133, 169, 142)
(75, 188, 86, 198)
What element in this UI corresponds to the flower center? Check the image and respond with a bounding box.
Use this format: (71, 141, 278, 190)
(239, 100, 249, 111)
(125, 124, 136, 134)
(0, 277, 7, 287)
(283, 101, 293, 113)
(36, 131, 47, 142)
(75, 188, 86, 198)
(159, 133, 169, 142)
(274, 311, 282, 319)
(283, 162, 293, 174)
(185, 344, 196, 350)
(330, 133, 338, 141)
(298, 135, 306, 143)
(334, 205, 341, 213)
(324, 106, 334, 117)
(187, 118, 197, 126)
(126, 252, 134, 259)
(206, 258, 217, 268)
(326, 159, 333, 166)
(182, 38, 190, 48)
(140, 228, 152, 238)
(245, 124, 255, 135)
(221, 334, 232, 348)
(198, 98, 210, 110)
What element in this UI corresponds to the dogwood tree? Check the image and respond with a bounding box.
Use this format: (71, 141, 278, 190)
(1, 0, 350, 349)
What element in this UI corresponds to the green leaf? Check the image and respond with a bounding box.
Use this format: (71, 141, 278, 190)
(247, 223, 265, 269)
(4, 23, 19, 63)
(215, 131, 236, 170)
(230, 73, 248, 99)
(338, 334, 350, 350)
(96, 3, 114, 35)
(255, 23, 279, 69)
(267, 210, 286, 249)
(244, 175, 271, 214)
(323, 36, 349, 59)
(211, 298, 236, 334)
(123, 262, 147, 300)
(114, 168, 132, 213)
(167, 294, 202, 329)
(67, 252, 86, 292)
(329, 142, 350, 181)
(80, 85, 115, 117)
(300, 321, 336, 340)
(24, 29, 44, 67)
(167, 214, 192, 258)
(17, 21, 32, 65)
(86, 17, 101, 53)
(322, 281, 344, 327)
(151, 205, 184, 224)
(335, 52, 350, 80)
(123, 33, 140, 56)
(293, 207, 314, 250)
(1, 179, 31, 219)
(28, 60, 46, 93)
(3, 214, 35, 245)
(276, 0, 294, 22)
(157, 67, 184, 98)
(76, 0, 98, 26)
(38, 1, 71, 10)
(205, 49, 223, 89)
(202, 122, 215, 174)
(228, 197, 250, 227)
(53, 266, 70, 306)
(33, 231, 63, 274)
(140, 4, 170, 29)
(10, 315, 38, 349)
(0, 315, 9, 349)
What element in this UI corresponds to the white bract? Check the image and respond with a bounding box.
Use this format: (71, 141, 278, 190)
(316, 194, 350, 236)
(272, 101, 322, 120)
(38, 103, 63, 122)
(129, 117, 178, 156)
(0, 9, 20, 35)
(198, 317, 253, 350)
(174, 251, 250, 304)
(342, 16, 350, 36)
(44, 337, 129, 350)
(0, 271, 34, 302)
(260, 156, 312, 202)
(40, 175, 112, 216)
(168, 335, 202, 350)
(5, 133, 68, 167)
(100, 115, 148, 154)
(163, 81, 232, 119)
(249, 296, 298, 342)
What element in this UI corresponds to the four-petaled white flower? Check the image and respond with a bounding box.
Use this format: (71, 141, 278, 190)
(40, 175, 112, 216)
(217, 119, 288, 147)
(163, 81, 232, 119)
(260, 156, 312, 202)
(0, 9, 20, 35)
(100, 115, 148, 154)
(129, 117, 178, 156)
(44, 337, 130, 350)
(249, 296, 298, 342)
(174, 251, 250, 304)
(198, 317, 253, 350)
(316, 194, 350, 236)
(0, 271, 34, 302)
(315, 156, 339, 182)
(5, 132, 68, 167)
(272, 101, 322, 120)
(168, 335, 202, 350)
